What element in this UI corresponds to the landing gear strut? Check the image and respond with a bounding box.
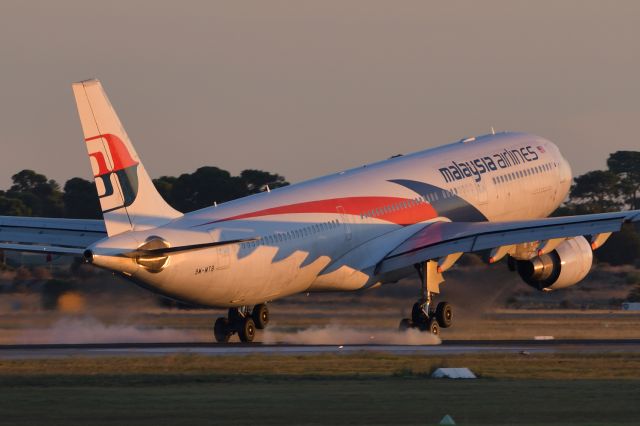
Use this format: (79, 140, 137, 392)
(399, 261, 454, 335)
(214, 304, 269, 343)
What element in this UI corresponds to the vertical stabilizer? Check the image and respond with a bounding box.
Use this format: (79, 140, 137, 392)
(72, 79, 182, 236)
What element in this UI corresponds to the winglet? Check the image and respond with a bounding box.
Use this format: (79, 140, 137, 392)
(72, 79, 182, 236)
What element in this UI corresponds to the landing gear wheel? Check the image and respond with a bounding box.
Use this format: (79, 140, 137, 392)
(214, 317, 231, 343)
(238, 317, 256, 343)
(435, 301, 453, 328)
(399, 318, 412, 331)
(426, 317, 440, 335)
(411, 302, 427, 324)
(252, 304, 269, 329)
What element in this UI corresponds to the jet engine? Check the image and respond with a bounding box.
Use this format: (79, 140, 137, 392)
(514, 236, 593, 291)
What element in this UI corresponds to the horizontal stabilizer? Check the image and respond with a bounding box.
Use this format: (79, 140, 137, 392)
(0, 243, 85, 255)
(0, 215, 106, 256)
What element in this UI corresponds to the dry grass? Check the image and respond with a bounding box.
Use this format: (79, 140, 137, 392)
(1, 352, 640, 380)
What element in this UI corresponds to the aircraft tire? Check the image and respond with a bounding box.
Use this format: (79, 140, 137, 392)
(238, 317, 256, 343)
(252, 304, 269, 329)
(426, 317, 440, 336)
(435, 302, 453, 328)
(214, 317, 231, 343)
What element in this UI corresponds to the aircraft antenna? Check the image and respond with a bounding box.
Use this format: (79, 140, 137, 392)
(491, 126, 496, 135)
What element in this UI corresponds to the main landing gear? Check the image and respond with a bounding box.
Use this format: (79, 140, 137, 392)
(399, 261, 454, 335)
(214, 303, 270, 343)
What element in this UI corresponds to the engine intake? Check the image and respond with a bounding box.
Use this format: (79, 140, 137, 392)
(516, 236, 593, 291)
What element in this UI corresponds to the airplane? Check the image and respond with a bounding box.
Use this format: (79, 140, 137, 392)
(1, 79, 638, 342)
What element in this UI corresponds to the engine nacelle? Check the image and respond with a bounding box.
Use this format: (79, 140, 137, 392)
(516, 236, 593, 291)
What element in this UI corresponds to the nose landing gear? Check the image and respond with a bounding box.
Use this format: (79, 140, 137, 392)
(399, 261, 454, 335)
(214, 303, 269, 343)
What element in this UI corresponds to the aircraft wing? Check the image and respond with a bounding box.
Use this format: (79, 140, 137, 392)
(0, 216, 106, 255)
(376, 210, 640, 274)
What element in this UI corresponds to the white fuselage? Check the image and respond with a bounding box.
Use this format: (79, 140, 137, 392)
(90, 132, 572, 307)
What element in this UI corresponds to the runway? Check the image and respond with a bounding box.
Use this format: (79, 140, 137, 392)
(2, 339, 640, 359)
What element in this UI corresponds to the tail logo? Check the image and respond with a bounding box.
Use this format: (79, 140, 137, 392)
(86, 133, 139, 213)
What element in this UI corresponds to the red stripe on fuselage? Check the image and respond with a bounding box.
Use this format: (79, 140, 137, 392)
(196, 196, 438, 227)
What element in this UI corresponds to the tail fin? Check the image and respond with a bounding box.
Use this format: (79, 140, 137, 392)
(72, 79, 182, 236)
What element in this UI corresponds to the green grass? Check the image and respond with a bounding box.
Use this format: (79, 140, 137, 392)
(0, 377, 638, 425)
(0, 353, 640, 425)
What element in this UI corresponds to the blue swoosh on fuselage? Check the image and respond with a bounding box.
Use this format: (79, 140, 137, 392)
(388, 179, 487, 222)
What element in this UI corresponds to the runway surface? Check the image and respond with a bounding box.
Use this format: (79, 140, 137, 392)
(2, 339, 640, 359)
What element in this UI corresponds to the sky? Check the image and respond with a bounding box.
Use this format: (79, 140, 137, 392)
(1, 1, 639, 189)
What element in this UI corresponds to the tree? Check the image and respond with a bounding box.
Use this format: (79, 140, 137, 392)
(165, 167, 247, 212)
(240, 169, 289, 194)
(0, 194, 31, 216)
(5, 170, 64, 217)
(153, 168, 290, 212)
(9, 169, 48, 193)
(607, 151, 640, 209)
(568, 170, 623, 213)
(63, 178, 101, 219)
(153, 175, 178, 208)
(595, 224, 640, 266)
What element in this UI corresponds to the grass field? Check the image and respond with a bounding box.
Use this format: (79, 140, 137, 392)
(1, 353, 639, 425)
(1, 377, 638, 426)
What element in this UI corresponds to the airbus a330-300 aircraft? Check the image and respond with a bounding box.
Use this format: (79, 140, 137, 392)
(1, 80, 639, 342)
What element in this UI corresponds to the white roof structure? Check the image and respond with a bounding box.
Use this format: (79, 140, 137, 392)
(431, 368, 476, 379)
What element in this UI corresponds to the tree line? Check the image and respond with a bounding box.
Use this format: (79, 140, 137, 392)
(555, 151, 640, 265)
(0, 167, 288, 219)
(557, 151, 640, 214)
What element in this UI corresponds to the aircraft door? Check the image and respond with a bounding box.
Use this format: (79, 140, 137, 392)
(336, 206, 352, 241)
